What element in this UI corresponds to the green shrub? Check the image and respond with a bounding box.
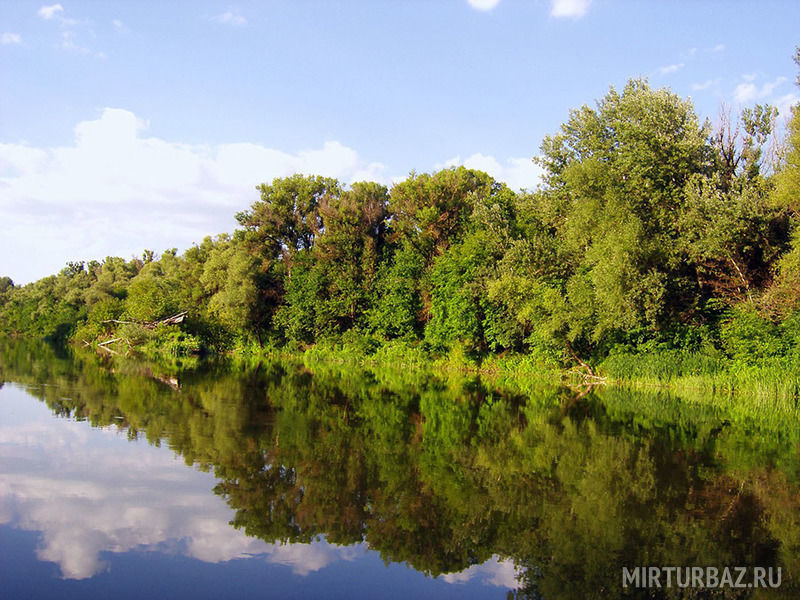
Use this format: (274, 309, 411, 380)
(720, 306, 785, 361)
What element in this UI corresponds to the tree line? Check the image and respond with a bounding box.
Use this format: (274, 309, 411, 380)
(1, 62, 799, 366)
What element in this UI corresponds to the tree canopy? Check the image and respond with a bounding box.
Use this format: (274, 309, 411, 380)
(2, 62, 799, 367)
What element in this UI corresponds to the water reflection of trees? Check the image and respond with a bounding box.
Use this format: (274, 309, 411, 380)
(2, 339, 799, 599)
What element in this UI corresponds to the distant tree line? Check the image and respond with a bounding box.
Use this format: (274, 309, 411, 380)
(2, 60, 799, 364)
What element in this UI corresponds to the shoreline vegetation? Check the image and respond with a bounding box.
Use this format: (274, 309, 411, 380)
(2, 62, 800, 403)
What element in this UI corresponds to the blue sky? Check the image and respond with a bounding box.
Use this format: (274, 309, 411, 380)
(1, 0, 799, 284)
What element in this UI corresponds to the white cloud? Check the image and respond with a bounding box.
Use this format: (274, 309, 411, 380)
(467, 0, 501, 11)
(711, 43, 725, 53)
(36, 4, 97, 55)
(112, 18, 129, 34)
(761, 76, 787, 97)
(441, 555, 521, 588)
(691, 78, 720, 91)
(0, 385, 367, 579)
(0, 108, 389, 284)
(439, 152, 543, 191)
(1, 32, 21, 45)
(775, 93, 800, 120)
(734, 83, 758, 104)
(734, 75, 788, 105)
(268, 544, 359, 576)
(37, 3, 63, 20)
(60, 30, 89, 54)
(658, 63, 685, 75)
(211, 11, 247, 26)
(550, 0, 593, 18)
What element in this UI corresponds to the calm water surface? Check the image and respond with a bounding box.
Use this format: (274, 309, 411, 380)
(1, 340, 799, 598)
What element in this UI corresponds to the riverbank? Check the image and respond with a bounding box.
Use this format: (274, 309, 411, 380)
(220, 335, 800, 406)
(11, 322, 800, 408)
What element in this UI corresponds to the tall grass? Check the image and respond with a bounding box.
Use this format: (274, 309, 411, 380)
(599, 349, 800, 407)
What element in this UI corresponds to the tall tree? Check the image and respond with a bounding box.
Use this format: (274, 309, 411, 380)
(535, 79, 710, 346)
(275, 182, 390, 340)
(388, 167, 500, 266)
(766, 46, 800, 314)
(236, 174, 342, 263)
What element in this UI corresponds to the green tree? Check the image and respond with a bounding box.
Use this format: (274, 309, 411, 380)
(425, 188, 518, 352)
(0, 276, 14, 303)
(679, 170, 787, 304)
(767, 46, 800, 315)
(198, 234, 277, 345)
(367, 242, 426, 339)
(314, 181, 389, 331)
(270, 181, 390, 341)
(236, 174, 342, 263)
(534, 79, 711, 349)
(388, 167, 500, 266)
(379, 167, 513, 338)
(124, 252, 185, 322)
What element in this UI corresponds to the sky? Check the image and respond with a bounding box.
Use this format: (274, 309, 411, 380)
(1, 0, 799, 284)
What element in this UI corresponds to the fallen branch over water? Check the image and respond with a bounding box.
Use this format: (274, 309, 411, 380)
(97, 335, 135, 355)
(567, 367, 607, 383)
(102, 311, 188, 330)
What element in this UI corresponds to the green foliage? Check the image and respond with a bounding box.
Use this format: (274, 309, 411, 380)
(0, 276, 14, 298)
(236, 173, 341, 260)
(768, 231, 800, 315)
(309, 181, 389, 334)
(774, 107, 800, 212)
(125, 263, 179, 322)
(720, 306, 786, 361)
(273, 252, 325, 342)
(117, 322, 156, 346)
(366, 242, 425, 338)
(535, 80, 712, 345)
(151, 326, 202, 356)
(767, 56, 800, 316)
(3, 66, 800, 374)
(426, 232, 494, 352)
(88, 296, 125, 324)
(82, 256, 139, 306)
(388, 167, 498, 264)
(201, 236, 269, 340)
(771, 47, 800, 214)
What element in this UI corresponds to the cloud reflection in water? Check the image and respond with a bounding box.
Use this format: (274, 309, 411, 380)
(0, 385, 362, 579)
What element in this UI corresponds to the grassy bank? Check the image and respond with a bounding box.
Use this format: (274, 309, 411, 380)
(599, 349, 800, 406)
(218, 333, 800, 407)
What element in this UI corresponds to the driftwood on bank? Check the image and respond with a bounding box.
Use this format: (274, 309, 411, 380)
(96, 335, 134, 354)
(564, 340, 606, 383)
(94, 311, 189, 357)
(102, 311, 188, 330)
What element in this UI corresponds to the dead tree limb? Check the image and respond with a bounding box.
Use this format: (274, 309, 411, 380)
(102, 311, 189, 330)
(565, 340, 599, 378)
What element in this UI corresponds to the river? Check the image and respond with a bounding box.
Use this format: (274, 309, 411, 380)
(1, 340, 798, 598)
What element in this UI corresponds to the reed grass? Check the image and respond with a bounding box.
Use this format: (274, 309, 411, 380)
(599, 349, 800, 406)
